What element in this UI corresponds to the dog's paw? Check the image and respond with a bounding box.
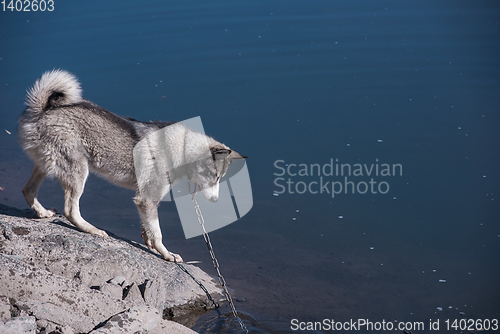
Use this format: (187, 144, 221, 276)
(89, 228, 109, 238)
(37, 208, 56, 218)
(164, 253, 183, 263)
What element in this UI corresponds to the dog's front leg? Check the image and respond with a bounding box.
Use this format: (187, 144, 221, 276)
(134, 194, 183, 263)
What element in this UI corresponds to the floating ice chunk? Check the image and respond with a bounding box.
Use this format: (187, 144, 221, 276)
(439, 279, 446, 283)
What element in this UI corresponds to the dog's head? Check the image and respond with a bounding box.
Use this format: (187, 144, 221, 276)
(189, 146, 247, 202)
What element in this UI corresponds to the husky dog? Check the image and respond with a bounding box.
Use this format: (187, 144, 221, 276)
(18, 70, 246, 262)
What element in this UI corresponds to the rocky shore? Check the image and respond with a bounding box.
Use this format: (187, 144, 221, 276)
(0, 203, 223, 333)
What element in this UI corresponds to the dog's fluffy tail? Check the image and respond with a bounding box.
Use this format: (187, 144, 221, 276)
(25, 69, 82, 113)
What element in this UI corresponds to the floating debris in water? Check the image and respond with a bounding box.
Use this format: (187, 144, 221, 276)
(292, 217, 296, 221)
(369, 247, 374, 250)
(296, 210, 299, 212)
(273, 193, 279, 197)
(437, 307, 443, 311)
(459, 311, 465, 315)
(338, 215, 343, 219)
(439, 279, 446, 283)
(458, 127, 461, 129)
(432, 269, 437, 272)
(448, 306, 453, 309)
(377, 139, 383, 143)
(5, 129, 11, 135)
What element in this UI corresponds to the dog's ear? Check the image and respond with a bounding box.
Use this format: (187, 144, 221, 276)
(210, 147, 247, 160)
(210, 147, 231, 160)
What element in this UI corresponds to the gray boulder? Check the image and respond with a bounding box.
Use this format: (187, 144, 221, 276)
(89, 305, 197, 334)
(0, 204, 223, 333)
(0, 316, 37, 334)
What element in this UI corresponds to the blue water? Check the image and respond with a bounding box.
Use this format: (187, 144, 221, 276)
(1, 1, 499, 333)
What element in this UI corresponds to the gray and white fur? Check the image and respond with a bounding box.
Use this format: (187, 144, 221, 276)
(18, 69, 245, 262)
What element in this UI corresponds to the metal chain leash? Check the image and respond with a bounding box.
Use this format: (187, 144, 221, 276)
(187, 180, 249, 333)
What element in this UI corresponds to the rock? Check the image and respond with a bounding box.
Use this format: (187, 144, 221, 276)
(99, 282, 124, 300)
(0, 203, 223, 333)
(1, 254, 127, 332)
(108, 276, 127, 287)
(0, 296, 11, 322)
(35, 318, 75, 334)
(89, 305, 198, 334)
(0, 316, 37, 334)
(123, 283, 145, 305)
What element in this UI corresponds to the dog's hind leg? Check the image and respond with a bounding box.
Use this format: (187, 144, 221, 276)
(134, 194, 183, 262)
(61, 165, 109, 238)
(22, 165, 56, 218)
